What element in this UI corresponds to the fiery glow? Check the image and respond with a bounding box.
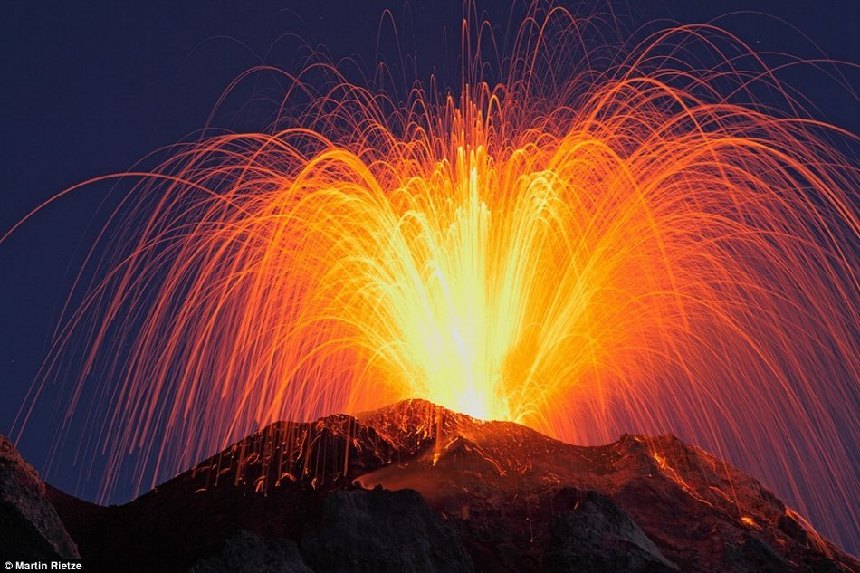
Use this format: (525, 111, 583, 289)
(4, 1, 858, 553)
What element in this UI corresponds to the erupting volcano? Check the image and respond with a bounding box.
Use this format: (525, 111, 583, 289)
(1, 0, 858, 569)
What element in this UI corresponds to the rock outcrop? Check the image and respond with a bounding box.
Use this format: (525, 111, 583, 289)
(0, 435, 78, 559)
(189, 530, 311, 573)
(6, 401, 856, 572)
(543, 489, 677, 572)
(302, 488, 473, 572)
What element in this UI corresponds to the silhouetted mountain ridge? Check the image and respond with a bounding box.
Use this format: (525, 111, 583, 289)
(4, 399, 855, 572)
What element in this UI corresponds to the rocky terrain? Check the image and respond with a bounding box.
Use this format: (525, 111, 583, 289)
(2, 399, 857, 572)
(0, 435, 78, 559)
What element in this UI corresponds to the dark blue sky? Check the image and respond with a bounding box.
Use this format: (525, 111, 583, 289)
(1, 0, 857, 513)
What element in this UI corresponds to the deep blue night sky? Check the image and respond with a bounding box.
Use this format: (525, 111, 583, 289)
(1, 0, 858, 547)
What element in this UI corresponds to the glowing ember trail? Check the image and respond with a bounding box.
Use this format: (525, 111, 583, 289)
(4, 2, 858, 553)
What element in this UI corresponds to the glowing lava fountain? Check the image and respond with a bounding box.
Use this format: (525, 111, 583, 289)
(5, 2, 858, 553)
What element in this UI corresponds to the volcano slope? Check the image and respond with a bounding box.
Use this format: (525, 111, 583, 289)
(25, 399, 859, 572)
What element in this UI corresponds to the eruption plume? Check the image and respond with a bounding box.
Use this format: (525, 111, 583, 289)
(5, 1, 858, 554)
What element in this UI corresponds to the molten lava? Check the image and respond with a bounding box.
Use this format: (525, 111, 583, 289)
(4, 0, 858, 554)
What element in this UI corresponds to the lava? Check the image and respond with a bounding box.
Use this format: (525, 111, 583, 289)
(3, 0, 858, 555)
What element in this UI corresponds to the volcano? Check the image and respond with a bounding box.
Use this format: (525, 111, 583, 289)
(2, 399, 857, 572)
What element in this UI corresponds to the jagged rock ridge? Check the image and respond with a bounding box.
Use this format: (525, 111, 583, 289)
(4, 399, 857, 572)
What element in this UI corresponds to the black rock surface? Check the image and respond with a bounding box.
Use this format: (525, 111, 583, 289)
(543, 489, 677, 572)
(302, 488, 473, 573)
(4, 400, 858, 572)
(189, 530, 311, 573)
(0, 435, 78, 559)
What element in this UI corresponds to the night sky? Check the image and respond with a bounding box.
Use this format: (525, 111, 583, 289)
(1, 0, 858, 542)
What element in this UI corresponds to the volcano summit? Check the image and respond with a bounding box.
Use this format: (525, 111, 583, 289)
(2, 399, 856, 572)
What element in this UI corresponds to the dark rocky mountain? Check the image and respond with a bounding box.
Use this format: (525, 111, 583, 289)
(3, 399, 857, 572)
(0, 435, 78, 559)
